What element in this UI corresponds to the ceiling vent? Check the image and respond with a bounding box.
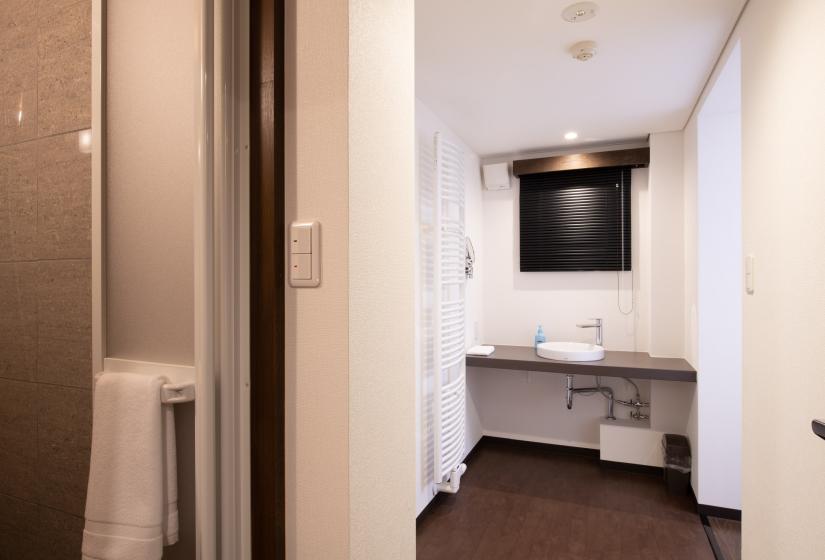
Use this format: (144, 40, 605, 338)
(570, 40, 598, 62)
(562, 2, 599, 24)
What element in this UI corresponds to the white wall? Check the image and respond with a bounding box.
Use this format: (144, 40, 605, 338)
(414, 100, 484, 515)
(683, 115, 701, 495)
(285, 0, 350, 555)
(698, 44, 743, 512)
(467, 142, 692, 452)
(471, 154, 647, 443)
(648, 132, 685, 358)
(719, 0, 825, 555)
(106, 0, 196, 367)
(683, 39, 744, 512)
(285, 1, 416, 557)
(479, 149, 645, 351)
(348, 1, 416, 556)
(471, 369, 650, 449)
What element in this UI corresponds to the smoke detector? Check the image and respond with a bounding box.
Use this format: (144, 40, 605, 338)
(562, 2, 599, 23)
(570, 40, 598, 62)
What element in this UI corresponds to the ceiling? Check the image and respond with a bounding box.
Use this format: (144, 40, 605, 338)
(416, 0, 746, 157)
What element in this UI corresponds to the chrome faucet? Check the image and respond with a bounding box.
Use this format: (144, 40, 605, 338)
(576, 318, 603, 346)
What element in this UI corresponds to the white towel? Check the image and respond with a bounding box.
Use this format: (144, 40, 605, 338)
(467, 345, 495, 356)
(161, 404, 179, 546)
(82, 372, 179, 560)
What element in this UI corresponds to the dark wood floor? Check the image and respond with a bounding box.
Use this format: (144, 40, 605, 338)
(709, 517, 741, 560)
(417, 438, 714, 560)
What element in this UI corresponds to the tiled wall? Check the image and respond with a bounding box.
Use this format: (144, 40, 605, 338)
(0, 0, 92, 558)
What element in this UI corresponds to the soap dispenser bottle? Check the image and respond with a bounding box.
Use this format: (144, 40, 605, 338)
(534, 325, 546, 348)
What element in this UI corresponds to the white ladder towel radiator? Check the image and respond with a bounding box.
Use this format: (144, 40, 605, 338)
(433, 132, 467, 494)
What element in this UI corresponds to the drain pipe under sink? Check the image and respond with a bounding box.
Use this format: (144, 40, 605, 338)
(566, 375, 616, 420)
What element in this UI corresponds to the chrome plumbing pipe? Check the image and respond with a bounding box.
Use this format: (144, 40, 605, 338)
(565, 375, 616, 420)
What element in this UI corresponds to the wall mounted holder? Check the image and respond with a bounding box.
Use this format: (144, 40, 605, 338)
(94, 359, 196, 404)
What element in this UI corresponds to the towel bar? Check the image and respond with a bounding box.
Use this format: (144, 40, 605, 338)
(94, 372, 196, 404)
(161, 382, 196, 404)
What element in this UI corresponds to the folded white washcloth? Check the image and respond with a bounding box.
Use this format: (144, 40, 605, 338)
(467, 345, 495, 356)
(82, 372, 179, 560)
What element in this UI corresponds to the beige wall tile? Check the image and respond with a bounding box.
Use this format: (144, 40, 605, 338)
(0, 263, 37, 380)
(0, 0, 93, 548)
(36, 384, 91, 516)
(0, 1, 38, 147)
(0, 142, 38, 260)
(36, 336, 91, 388)
(36, 259, 91, 342)
(0, 88, 37, 146)
(0, 1, 36, 26)
(0, 140, 36, 192)
(0, 0, 37, 28)
(37, 185, 91, 259)
(37, 506, 83, 560)
(37, 0, 91, 51)
(36, 1, 91, 136)
(37, 0, 87, 18)
(0, 189, 37, 261)
(0, 262, 38, 339)
(0, 379, 38, 502)
(0, 8, 37, 99)
(36, 133, 91, 259)
(0, 493, 40, 560)
(0, 335, 36, 381)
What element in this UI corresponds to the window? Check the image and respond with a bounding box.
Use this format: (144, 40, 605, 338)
(519, 166, 632, 272)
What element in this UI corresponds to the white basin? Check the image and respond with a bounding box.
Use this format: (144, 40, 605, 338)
(537, 341, 605, 362)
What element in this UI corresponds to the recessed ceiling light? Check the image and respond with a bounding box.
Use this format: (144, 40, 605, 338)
(564, 132, 579, 141)
(562, 2, 599, 24)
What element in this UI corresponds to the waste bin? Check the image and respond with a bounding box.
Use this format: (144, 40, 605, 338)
(662, 434, 691, 495)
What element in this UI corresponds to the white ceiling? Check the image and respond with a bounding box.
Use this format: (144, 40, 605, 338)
(416, 0, 745, 157)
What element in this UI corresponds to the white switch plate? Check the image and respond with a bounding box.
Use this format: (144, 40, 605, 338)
(289, 221, 321, 287)
(745, 254, 755, 294)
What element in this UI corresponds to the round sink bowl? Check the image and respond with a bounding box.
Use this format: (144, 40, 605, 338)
(537, 341, 605, 362)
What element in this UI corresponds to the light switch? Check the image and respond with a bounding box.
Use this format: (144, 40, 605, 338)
(291, 253, 311, 280)
(291, 224, 311, 254)
(289, 220, 321, 287)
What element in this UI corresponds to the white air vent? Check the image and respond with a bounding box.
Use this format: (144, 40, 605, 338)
(482, 162, 511, 191)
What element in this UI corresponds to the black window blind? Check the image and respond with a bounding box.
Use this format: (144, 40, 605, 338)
(519, 166, 632, 272)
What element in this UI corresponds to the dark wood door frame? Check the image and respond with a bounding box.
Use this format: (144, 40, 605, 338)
(250, 0, 285, 557)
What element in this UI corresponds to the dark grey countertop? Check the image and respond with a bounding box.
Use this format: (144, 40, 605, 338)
(466, 345, 696, 382)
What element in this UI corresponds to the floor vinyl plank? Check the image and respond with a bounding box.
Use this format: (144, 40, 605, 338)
(709, 516, 742, 560)
(417, 438, 713, 560)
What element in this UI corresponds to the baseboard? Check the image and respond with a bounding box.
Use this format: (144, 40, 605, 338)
(482, 430, 599, 451)
(600, 459, 664, 476)
(481, 435, 600, 458)
(698, 503, 742, 521)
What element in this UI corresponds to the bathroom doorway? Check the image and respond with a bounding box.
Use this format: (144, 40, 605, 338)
(414, 1, 746, 558)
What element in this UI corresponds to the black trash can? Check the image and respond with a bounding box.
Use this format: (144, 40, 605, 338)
(662, 434, 691, 495)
